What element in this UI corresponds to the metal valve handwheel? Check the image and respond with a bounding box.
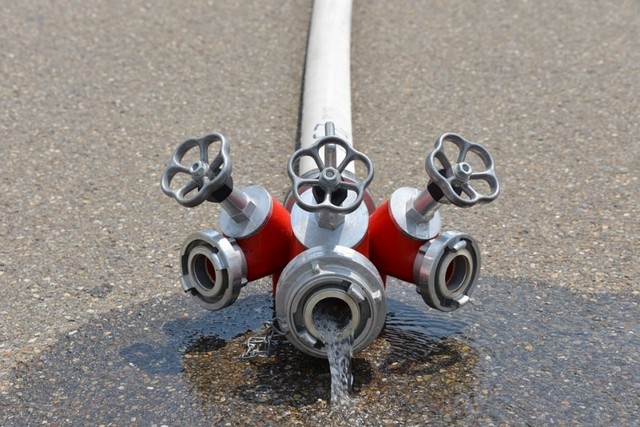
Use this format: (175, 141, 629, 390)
(425, 133, 499, 207)
(161, 133, 233, 208)
(288, 135, 374, 214)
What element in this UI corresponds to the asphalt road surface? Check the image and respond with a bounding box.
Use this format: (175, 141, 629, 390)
(1, 0, 638, 425)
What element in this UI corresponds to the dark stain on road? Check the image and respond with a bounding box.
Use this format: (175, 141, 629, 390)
(1, 277, 638, 425)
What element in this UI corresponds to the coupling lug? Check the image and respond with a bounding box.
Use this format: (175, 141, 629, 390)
(451, 240, 467, 252)
(347, 284, 366, 303)
(454, 294, 471, 307)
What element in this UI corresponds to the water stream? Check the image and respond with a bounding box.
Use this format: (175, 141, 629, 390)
(311, 301, 355, 405)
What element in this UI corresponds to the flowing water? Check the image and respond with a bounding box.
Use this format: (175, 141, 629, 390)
(311, 303, 355, 405)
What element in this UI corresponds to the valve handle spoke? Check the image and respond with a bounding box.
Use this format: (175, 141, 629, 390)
(295, 177, 321, 189)
(294, 146, 326, 171)
(288, 133, 373, 214)
(459, 182, 479, 200)
(434, 150, 452, 172)
(456, 143, 471, 164)
(321, 190, 333, 205)
(176, 180, 199, 199)
(338, 180, 360, 193)
(425, 133, 499, 207)
(160, 133, 233, 208)
(336, 149, 361, 173)
(199, 143, 209, 164)
(470, 170, 499, 187)
(165, 162, 191, 177)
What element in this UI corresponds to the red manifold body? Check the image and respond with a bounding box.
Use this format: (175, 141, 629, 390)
(368, 199, 428, 284)
(231, 198, 292, 290)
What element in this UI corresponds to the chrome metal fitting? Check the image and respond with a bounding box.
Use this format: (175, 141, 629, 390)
(413, 231, 480, 312)
(388, 187, 442, 240)
(275, 245, 387, 358)
(180, 230, 248, 311)
(290, 189, 370, 249)
(219, 185, 273, 239)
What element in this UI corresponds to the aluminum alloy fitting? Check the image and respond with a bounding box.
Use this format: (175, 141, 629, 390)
(275, 246, 387, 358)
(389, 187, 442, 240)
(290, 189, 370, 249)
(219, 185, 273, 239)
(413, 231, 480, 312)
(179, 230, 247, 311)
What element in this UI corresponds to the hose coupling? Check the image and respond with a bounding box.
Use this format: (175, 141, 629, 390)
(413, 231, 480, 312)
(179, 229, 248, 311)
(275, 246, 386, 358)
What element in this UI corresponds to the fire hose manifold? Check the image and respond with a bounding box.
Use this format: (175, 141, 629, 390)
(160, 0, 499, 358)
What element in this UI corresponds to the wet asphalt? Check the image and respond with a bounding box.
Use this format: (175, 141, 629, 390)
(1, 0, 638, 425)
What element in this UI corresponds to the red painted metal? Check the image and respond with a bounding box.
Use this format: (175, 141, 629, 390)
(231, 199, 293, 286)
(368, 199, 428, 284)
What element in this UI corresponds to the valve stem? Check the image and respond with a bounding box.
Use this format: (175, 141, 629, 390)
(406, 186, 441, 224)
(313, 122, 347, 230)
(324, 122, 338, 168)
(407, 160, 473, 223)
(220, 189, 256, 223)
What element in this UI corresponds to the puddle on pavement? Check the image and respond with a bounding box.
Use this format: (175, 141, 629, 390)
(2, 277, 638, 426)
